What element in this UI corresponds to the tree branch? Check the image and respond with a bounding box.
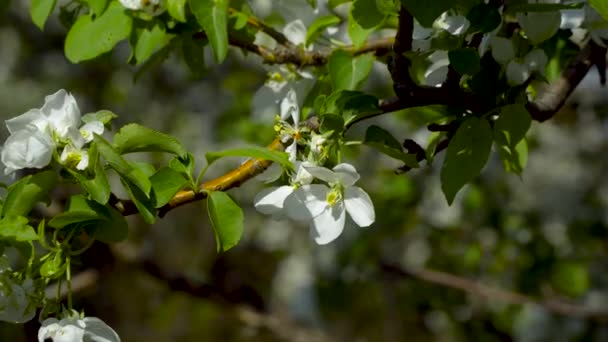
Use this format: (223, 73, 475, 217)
(380, 261, 608, 321)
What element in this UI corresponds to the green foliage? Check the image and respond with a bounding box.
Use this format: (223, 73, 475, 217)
(551, 262, 589, 298)
(441, 117, 492, 204)
(167, 0, 188, 22)
(150, 167, 190, 208)
(351, 0, 386, 29)
(205, 146, 293, 170)
(64, 2, 133, 63)
(319, 90, 381, 126)
(400, 0, 451, 27)
(306, 15, 341, 46)
(329, 51, 375, 91)
(83, 0, 109, 16)
(466, 3, 501, 33)
(0, 216, 37, 242)
(590, 0, 608, 21)
(493, 104, 531, 175)
(3, 171, 57, 218)
(113, 123, 187, 157)
(190, 0, 229, 63)
(30, 0, 57, 30)
(364, 125, 419, 167)
(207, 191, 243, 252)
(132, 22, 173, 65)
(448, 48, 481, 75)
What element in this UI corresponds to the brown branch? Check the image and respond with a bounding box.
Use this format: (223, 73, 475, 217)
(381, 262, 608, 321)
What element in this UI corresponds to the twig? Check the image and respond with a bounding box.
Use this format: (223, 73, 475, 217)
(381, 261, 608, 320)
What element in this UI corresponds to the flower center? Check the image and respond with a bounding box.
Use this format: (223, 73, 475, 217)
(326, 188, 342, 207)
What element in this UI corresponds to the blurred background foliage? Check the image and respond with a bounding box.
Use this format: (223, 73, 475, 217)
(2, 0, 608, 341)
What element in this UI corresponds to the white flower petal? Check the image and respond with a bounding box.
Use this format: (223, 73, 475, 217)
(285, 184, 328, 221)
(38, 318, 85, 342)
(490, 36, 515, 65)
(344, 186, 375, 227)
(310, 203, 346, 245)
(83, 317, 121, 342)
(254, 31, 278, 50)
(434, 12, 470, 36)
(517, 11, 561, 44)
(1, 127, 54, 174)
(333, 163, 360, 187)
(42, 89, 81, 139)
(524, 49, 548, 74)
(560, 8, 585, 29)
(5, 109, 47, 134)
(302, 165, 338, 184)
(254, 186, 294, 215)
(286, 141, 297, 163)
(280, 89, 299, 123)
(283, 20, 307, 46)
(257, 163, 283, 183)
(80, 121, 104, 143)
(506, 60, 530, 86)
(293, 161, 314, 185)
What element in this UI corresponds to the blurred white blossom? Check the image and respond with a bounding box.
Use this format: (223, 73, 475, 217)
(38, 314, 120, 342)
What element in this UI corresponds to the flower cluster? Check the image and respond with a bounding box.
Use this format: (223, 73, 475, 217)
(1, 89, 103, 175)
(38, 310, 120, 342)
(254, 90, 375, 245)
(0, 255, 36, 324)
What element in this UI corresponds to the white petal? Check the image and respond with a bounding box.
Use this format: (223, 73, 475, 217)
(5, 109, 47, 134)
(413, 20, 433, 39)
(1, 128, 54, 174)
(280, 89, 299, 123)
(434, 12, 470, 36)
(80, 121, 104, 143)
(506, 60, 530, 86)
(560, 8, 584, 29)
(254, 186, 294, 215)
(253, 31, 278, 50)
(257, 163, 283, 183)
(292, 161, 314, 185)
(283, 20, 307, 46)
(286, 141, 297, 163)
(38, 318, 85, 342)
(310, 203, 346, 245)
(333, 163, 360, 187)
(43, 89, 81, 139)
(424, 51, 450, 87)
(284, 184, 328, 221)
(344, 186, 375, 227)
(83, 317, 121, 342)
(524, 49, 548, 74)
(517, 11, 560, 44)
(302, 165, 338, 184)
(490, 36, 515, 65)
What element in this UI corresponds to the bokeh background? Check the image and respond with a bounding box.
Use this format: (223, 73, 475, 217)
(1, 0, 608, 341)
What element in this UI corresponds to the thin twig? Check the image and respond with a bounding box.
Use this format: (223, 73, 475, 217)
(381, 262, 608, 321)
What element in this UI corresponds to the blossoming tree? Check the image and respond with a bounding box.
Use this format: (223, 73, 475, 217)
(1, 0, 608, 340)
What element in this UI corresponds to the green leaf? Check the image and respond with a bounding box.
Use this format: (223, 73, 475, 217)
(82, 110, 118, 126)
(190, 0, 229, 63)
(590, 0, 608, 21)
(441, 117, 492, 204)
(68, 142, 111, 204)
(169, 153, 196, 180)
(30, 0, 57, 30)
(306, 15, 341, 46)
(319, 114, 345, 136)
(121, 178, 157, 224)
(466, 3, 501, 33)
(95, 134, 152, 195)
(0, 216, 37, 242)
(329, 0, 351, 9)
(364, 125, 419, 167)
(551, 262, 589, 298)
(348, 10, 374, 49)
(84, 0, 109, 16)
(207, 191, 244, 252)
(40, 251, 64, 278)
(48, 211, 101, 229)
(329, 50, 375, 91)
(493, 104, 531, 175)
(113, 123, 186, 157)
(205, 147, 293, 170)
(151, 167, 190, 208)
(167, 0, 188, 22)
(133, 22, 173, 65)
(400, 0, 451, 27)
(182, 34, 207, 78)
(3, 170, 57, 218)
(320, 90, 381, 126)
(448, 48, 480, 75)
(351, 0, 385, 29)
(65, 2, 133, 63)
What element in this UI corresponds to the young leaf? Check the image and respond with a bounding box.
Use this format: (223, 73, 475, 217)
(113, 123, 187, 157)
(133, 22, 173, 65)
(205, 147, 292, 170)
(400, 0, 452, 27)
(190, 0, 229, 63)
(441, 117, 493, 204)
(67, 142, 111, 204)
(0, 216, 37, 242)
(320, 90, 381, 126)
(167, 0, 188, 22)
(30, 0, 57, 30)
(329, 50, 375, 91)
(590, 0, 608, 21)
(82, 110, 118, 126)
(121, 178, 157, 224)
(83, 0, 109, 16)
(347, 10, 374, 49)
(3, 170, 57, 218)
(40, 251, 64, 278)
(364, 125, 419, 168)
(493, 104, 531, 175)
(306, 15, 341, 46)
(207, 191, 244, 252)
(65, 2, 133, 63)
(150, 167, 190, 208)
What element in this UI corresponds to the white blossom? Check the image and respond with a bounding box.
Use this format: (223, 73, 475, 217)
(433, 12, 470, 36)
(283, 19, 307, 46)
(1, 126, 54, 175)
(118, 0, 165, 16)
(38, 316, 120, 342)
(0, 276, 36, 323)
(284, 163, 375, 245)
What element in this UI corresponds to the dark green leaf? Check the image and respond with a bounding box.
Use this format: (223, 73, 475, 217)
(351, 0, 385, 29)
(167, 0, 187, 22)
(400, 0, 451, 27)
(306, 15, 341, 46)
(364, 125, 419, 167)
(151, 167, 190, 208)
(182, 34, 207, 78)
(113, 123, 187, 157)
(190, 0, 229, 62)
(348, 10, 374, 48)
(121, 178, 157, 224)
(448, 48, 481, 75)
(3, 170, 57, 218)
(207, 191, 244, 252)
(441, 117, 493, 204)
(84, 0, 109, 16)
(466, 3, 501, 33)
(321, 90, 381, 126)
